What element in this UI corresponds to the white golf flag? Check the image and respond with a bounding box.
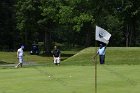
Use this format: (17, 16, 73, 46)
(95, 26, 111, 44)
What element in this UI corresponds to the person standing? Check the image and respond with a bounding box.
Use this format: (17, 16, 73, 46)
(94, 44, 106, 64)
(15, 45, 24, 68)
(52, 46, 61, 66)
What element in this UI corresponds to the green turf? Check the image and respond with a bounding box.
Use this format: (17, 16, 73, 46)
(0, 50, 77, 65)
(0, 52, 53, 64)
(63, 47, 140, 65)
(106, 47, 140, 65)
(0, 47, 140, 93)
(97, 65, 140, 93)
(0, 65, 140, 93)
(0, 47, 139, 65)
(0, 66, 94, 93)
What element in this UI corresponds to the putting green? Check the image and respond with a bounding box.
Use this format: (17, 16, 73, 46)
(0, 65, 139, 93)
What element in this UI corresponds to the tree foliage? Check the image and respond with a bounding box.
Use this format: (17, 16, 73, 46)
(0, 0, 140, 51)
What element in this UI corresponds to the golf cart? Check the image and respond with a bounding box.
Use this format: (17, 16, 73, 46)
(30, 44, 40, 55)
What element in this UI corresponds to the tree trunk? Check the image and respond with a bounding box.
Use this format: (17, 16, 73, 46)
(125, 24, 129, 47)
(44, 29, 51, 54)
(85, 30, 92, 47)
(25, 29, 28, 48)
(126, 33, 129, 47)
(129, 25, 132, 47)
(132, 17, 136, 46)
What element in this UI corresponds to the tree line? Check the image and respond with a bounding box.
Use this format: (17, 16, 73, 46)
(0, 0, 140, 53)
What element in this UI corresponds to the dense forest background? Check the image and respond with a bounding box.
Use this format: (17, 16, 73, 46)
(0, 0, 140, 53)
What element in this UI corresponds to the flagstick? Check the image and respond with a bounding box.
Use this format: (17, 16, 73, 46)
(95, 41, 98, 93)
(95, 58, 97, 93)
(94, 25, 111, 93)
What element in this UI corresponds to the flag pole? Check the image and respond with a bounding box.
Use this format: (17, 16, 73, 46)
(95, 41, 97, 93)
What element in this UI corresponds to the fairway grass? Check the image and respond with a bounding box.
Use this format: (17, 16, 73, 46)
(0, 65, 140, 93)
(0, 47, 140, 93)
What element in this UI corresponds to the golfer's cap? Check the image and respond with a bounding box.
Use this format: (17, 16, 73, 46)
(100, 44, 103, 46)
(21, 45, 24, 49)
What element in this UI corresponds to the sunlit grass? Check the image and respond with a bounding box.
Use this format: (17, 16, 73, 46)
(63, 47, 140, 65)
(0, 47, 140, 93)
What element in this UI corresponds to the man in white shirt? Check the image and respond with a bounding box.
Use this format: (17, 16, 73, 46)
(94, 44, 106, 64)
(15, 45, 24, 68)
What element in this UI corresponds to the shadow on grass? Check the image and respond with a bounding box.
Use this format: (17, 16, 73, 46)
(36, 53, 74, 61)
(0, 60, 14, 64)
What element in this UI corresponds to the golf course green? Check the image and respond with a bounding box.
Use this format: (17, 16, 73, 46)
(0, 47, 139, 93)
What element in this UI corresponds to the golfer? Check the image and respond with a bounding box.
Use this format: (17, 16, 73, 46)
(15, 45, 24, 68)
(52, 46, 61, 66)
(94, 44, 106, 64)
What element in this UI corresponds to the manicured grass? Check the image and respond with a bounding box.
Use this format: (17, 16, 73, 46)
(0, 52, 53, 64)
(0, 65, 140, 93)
(0, 66, 94, 93)
(0, 47, 139, 65)
(97, 65, 140, 93)
(0, 50, 77, 65)
(0, 47, 140, 93)
(63, 47, 140, 65)
(106, 47, 140, 65)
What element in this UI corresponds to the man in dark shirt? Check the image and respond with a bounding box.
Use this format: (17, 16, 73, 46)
(52, 46, 61, 65)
